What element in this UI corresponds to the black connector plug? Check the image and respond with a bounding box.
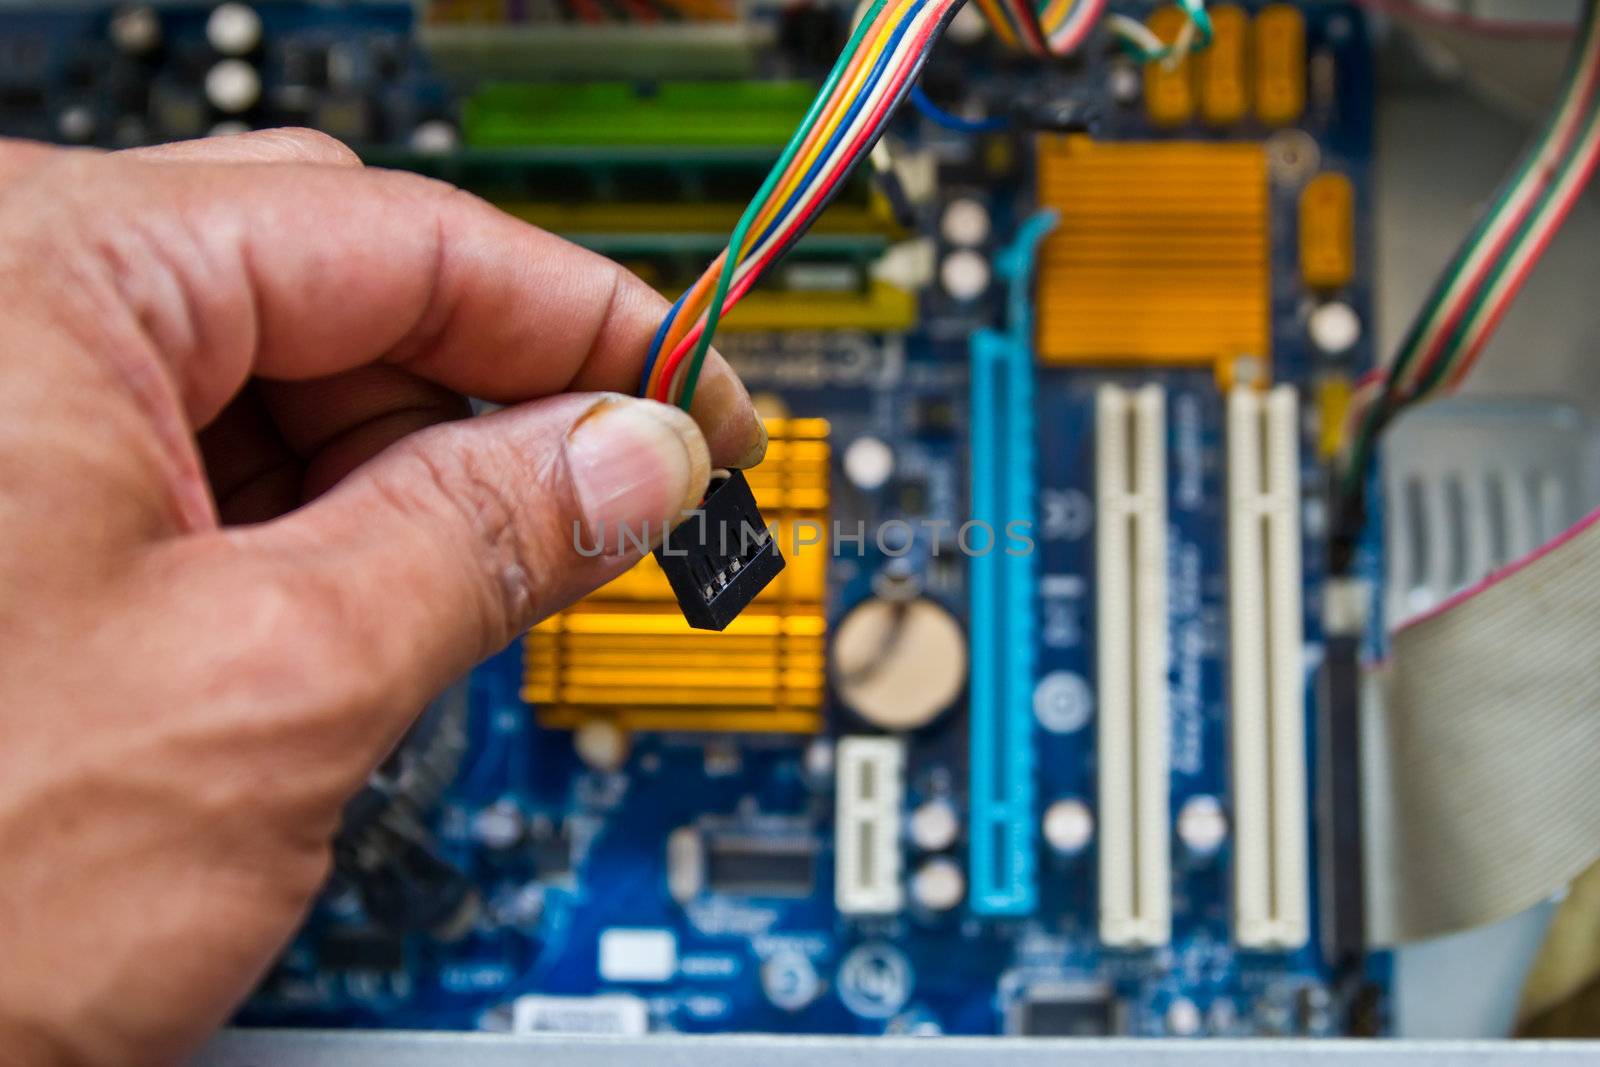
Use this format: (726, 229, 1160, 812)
(654, 468, 784, 631)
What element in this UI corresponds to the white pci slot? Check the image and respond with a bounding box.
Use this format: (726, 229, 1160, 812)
(1095, 384, 1171, 949)
(1227, 385, 1310, 951)
(835, 736, 906, 914)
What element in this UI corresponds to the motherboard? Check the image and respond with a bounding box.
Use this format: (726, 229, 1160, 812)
(0, 0, 1387, 1039)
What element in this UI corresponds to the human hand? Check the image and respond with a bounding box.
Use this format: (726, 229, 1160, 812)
(0, 129, 765, 1067)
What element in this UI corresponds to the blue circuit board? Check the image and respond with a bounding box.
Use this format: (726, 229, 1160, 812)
(0, 0, 1388, 1040)
(0, 2, 446, 147)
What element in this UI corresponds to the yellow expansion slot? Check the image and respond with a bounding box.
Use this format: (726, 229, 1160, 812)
(1035, 136, 1271, 387)
(493, 202, 915, 333)
(718, 281, 916, 332)
(524, 418, 831, 735)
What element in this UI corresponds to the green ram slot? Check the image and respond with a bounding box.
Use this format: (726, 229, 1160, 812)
(463, 82, 816, 148)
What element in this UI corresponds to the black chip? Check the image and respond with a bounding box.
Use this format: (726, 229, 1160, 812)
(896, 477, 930, 515)
(1014, 989, 1121, 1037)
(530, 818, 572, 878)
(707, 839, 816, 898)
(319, 927, 407, 973)
(914, 398, 958, 438)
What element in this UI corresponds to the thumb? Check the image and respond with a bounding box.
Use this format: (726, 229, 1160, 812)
(232, 391, 709, 757)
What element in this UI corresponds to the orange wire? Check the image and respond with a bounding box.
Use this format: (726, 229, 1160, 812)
(653, 0, 902, 367)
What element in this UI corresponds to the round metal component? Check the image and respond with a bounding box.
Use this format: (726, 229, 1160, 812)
(1266, 129, 1322, 186)
(574, 719, 630, 773)
(410, 119, 460, 156)
(109, 6, 162, 55)
(1042, 797, 1095, 855)
(1177, 794, 1229, 856)
(56, 105, 96, 144)
(802, 738, 834, 786)
(837, 942, 913, 1019)
(833, 597, 967, 733)
(206, 3, 263, 56)
(492, 882, 545, 928)
(471, 800, 525, 851)
(940, 198, 991, 247)
(1166, 996, 1203, 1036)
(1108, 61, 1143, 106)
(843, 434, 896, 491)
(909, 798, 960, 853)
(762, 950, 822, 1012)
(1309, 300, 1363, 355)
(911, 857, 966, 912)
(940, 249, 990, 301)
(204, 59, 261, 113)
(1033, 670, 1093, 734)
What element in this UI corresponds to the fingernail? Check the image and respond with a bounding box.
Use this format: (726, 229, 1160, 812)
(565, 396, 711, 554)
(734, 416, 769, 469)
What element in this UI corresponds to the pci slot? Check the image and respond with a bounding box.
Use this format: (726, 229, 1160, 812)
(1227, 385, 1310, 951)
(834, 737, 906, 915)
(1095, 384, 1171, 948)
(967, 324, 1039, 916)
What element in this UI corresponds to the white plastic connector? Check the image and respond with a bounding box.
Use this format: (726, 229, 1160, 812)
(1227, 385, 1310, 951)
(1095, 384, 1171, 948)
(835, 736, 906, 914)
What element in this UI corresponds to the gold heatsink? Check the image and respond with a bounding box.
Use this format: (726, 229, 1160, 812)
(524, 418, 830, 735)
(1035, 135, 1271, 387)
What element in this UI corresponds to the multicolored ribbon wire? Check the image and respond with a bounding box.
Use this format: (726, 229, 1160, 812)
(1340, 0, 1600, 492)
(639, 0, 1211, 410)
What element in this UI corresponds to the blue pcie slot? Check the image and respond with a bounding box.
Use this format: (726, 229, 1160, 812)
(967, 213, 1055, 916)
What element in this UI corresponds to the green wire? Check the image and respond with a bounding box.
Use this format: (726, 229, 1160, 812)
(1178, 0, 1212, 46)
(1341, 0, 1599, 490)
(1416, 100, 1600, 402)
(675, 0, 895, 410)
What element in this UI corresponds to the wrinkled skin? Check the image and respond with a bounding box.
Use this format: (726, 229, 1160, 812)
(0, 130, 765, 1067)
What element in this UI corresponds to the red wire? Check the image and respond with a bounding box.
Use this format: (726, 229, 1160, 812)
(1444, 131, 1600, 391)
(653, 2, 950, 402)
(1017, 0, 1051, 54)
(1400, 35, 1600, 396)
(1049, 0, 1106, 53)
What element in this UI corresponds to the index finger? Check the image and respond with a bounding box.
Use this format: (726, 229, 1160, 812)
(4, 151, 765, 465)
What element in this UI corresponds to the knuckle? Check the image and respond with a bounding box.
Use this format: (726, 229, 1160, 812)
(260, 127, 363, 166)
(384, 167, 470, 205)
(378, 426, 545, 645)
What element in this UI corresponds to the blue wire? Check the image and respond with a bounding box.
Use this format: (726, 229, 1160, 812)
(639, 288, 688, 395)
(747, 0, 925, 252)
(642, 4, 918, 392)
(910, 84, 1009, 133)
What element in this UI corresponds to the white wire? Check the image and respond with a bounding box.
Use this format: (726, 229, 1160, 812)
(724, 0, 948, 295)
(1394, 3, 1600, 393)
(1445, 105, 1600, 380)
(665, 0, 954, 395)
(1102, 12, 1165, 57)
